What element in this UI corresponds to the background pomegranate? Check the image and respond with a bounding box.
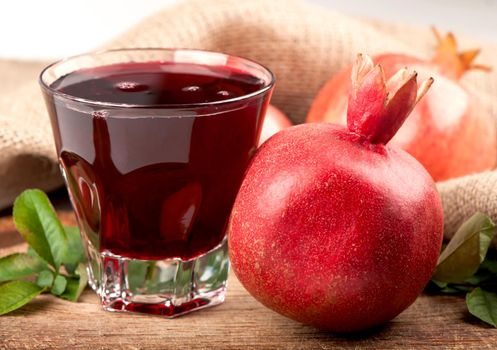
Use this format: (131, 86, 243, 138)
(306, 30, 496, 181)
(229, 55, 444, 332)
(259, 105, 293, 145)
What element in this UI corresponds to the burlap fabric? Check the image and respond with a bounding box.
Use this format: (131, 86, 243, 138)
(1, 0, 497, 240)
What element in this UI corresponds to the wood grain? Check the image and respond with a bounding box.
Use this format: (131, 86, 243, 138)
(0, 212, 494, 350)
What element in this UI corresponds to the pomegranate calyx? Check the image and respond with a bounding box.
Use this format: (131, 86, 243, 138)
(347, 54, 433, 145)
(351, 53, 376, 93)
(431, 27, 491, 80)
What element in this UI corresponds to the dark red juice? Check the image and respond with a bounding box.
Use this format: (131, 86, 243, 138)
(45, 61, 270, 260)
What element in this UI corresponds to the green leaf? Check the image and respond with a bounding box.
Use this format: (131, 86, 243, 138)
(27, 247, 40, 258)
(431, 279, 447, 288)
(466, 288, 497, 327)
(63, 226, 85, 274)
(465, 270, 494, 286)
(36, 270, 54, 288)
(0, 253, 47, 282)
(51, 275, 67, 296)
(481, 259, 497, 274)
(0, 280, 44, 315)
(433, 213, 496, 283)
(60, 264, 88, 302)
(13, 189, 68, 270)
(429, 280, 470, 294)
(60, 278, 81, 302)
(441, 286, 469, 294)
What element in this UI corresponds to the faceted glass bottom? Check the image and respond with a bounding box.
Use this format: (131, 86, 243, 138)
(85, 238, 229, 317)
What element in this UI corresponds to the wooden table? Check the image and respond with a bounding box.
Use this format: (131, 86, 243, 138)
(0, 210, 495, 350)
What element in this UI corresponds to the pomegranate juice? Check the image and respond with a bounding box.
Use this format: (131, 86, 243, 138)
(45, 61, 270, 260)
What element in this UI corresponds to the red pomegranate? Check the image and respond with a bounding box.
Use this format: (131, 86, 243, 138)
(259, 105, 293, 145)
(229, 54, 444, 332)
(307, 30, 496, 181)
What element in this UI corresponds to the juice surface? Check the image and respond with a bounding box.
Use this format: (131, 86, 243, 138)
(51, 61, 266, 106)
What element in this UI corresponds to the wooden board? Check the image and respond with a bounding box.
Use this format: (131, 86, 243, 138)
(0, 212, 495, 349)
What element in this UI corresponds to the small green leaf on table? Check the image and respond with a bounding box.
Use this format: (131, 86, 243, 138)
(433, 212, 496, 283)
(0, 280, 45, 315)
(0, 189, 90, 315)
(36, 270, 54, 288)
(63, 225, 86, 274)
(0, 253, 47, 282)
(466, 288, 497, 327)
(51, 275, 68, 296)
(13, 189, 68, 270)
(61, 263, 88, 302)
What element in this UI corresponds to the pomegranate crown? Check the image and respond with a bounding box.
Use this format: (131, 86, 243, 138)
(347, 54, 433, 145)
(431, 28, 491, 80)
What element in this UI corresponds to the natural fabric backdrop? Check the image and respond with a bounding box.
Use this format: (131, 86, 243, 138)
(1, 0, 497, 239)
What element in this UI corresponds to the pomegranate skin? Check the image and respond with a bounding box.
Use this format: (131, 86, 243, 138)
(229, 123, 444, 332)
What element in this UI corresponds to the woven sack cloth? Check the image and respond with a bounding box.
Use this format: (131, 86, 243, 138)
(1, 0, 497, 240)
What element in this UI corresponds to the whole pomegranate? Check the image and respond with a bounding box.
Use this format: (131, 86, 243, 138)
(229, 55, 444, 332)
(307, 30, 496, 181)
(259, 105, 293, 145)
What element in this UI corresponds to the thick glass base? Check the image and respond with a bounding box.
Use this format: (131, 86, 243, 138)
(85, 238, 229, 317)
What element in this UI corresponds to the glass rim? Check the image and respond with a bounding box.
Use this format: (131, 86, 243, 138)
(39, 47, 276, 109)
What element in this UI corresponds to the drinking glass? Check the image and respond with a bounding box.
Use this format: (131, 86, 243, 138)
(39, 49, 274, 316)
